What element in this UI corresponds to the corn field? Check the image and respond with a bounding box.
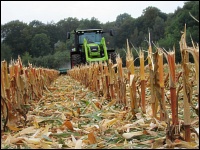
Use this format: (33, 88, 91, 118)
(1, 26, 199, 149)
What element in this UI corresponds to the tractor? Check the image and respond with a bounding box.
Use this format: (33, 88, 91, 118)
(67, 29, 116, 69)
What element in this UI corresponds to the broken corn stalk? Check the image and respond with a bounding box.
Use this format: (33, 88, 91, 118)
(126, 39, 136, 116)
(147, 32, 156, 118)
(180, 24, 199, 141)
(163, 47, 180, 141)
(139, 49, 146, 113)
(158, 49, 166, 121)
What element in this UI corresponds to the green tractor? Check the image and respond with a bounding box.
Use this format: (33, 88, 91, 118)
(67, 29, 116, 68)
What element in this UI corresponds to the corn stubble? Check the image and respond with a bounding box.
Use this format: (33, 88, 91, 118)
(1, 25, 199, 149)
(1, 56, 59, 131)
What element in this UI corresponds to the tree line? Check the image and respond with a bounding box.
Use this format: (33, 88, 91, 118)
(1, 1, 199, 68)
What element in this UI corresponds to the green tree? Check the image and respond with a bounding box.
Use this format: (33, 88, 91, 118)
(53, 51, 70, 69)
(1, 20, 28, 58)
(78, 17, 102, 29)
(56, 17, 80, 42)
(101, 21, 116, 49)
(29, 20, 47, 35)
(141, 6, 165, 32)
(162, 1, 199, 62)
(45, 22, 59, 53)
(29, 20, 45, 27)
(153, 16, 165, 42)
(54, 41, 67, 52)
(115, 19, 135, 48)
(114, 13, 134, 48)
(115, 13, 132, 27)
(130, 27, 139, 46)
(21, 51, 32, 66)
(31, 33, 51, 57)
(1, 43, 13, 62)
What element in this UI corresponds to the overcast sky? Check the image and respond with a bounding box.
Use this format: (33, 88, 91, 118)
(1, 1, 185, 25)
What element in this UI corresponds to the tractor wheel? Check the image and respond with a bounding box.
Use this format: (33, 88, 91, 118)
(109, 52, 117, 64)
(71, 54, 82, 68)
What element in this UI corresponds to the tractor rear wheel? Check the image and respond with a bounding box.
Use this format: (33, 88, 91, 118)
(71, 54, 82, 68)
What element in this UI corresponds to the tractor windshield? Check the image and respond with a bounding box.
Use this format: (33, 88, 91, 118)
(79, 32, 102, 44)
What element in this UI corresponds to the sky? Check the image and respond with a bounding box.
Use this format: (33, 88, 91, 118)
(1, 1, 185, 25)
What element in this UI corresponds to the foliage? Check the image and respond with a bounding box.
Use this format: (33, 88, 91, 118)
(56, 17, 80, 42)
(102, 21, 117, 49)
(1, 43, 13, 62)
(53, 51, 70, 69)
(21, 51, 32, 66)
(163, 1, 199, 52)
(31, 33, 52, 57)
(115, 13, 132, 27)
(1, 20, 29, 58)
(54, 41, 67, 52)
(78, 17, 102, 29)
(114, 17, 135, 48)
(31, 51, 70, 69)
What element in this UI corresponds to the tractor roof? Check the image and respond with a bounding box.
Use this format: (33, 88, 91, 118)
(74, 29, 103, 33)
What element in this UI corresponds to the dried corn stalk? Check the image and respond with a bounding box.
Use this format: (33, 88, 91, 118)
(157, 48, 167, 121)
(162, 47, 180, 141)
(1, 57, 59, 131)
(108, 59, 116, 100)
(116, 54, 125, 104)
(180, 24, 199, 141)
(147, 32, 156, 118)
(139, 49, 146, 113)
(126, 39, 136, 116)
